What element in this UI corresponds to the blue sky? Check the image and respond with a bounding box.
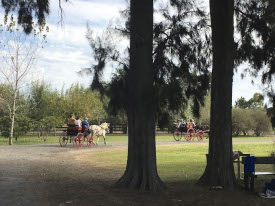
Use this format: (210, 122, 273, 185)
(0, 0, 272, 105)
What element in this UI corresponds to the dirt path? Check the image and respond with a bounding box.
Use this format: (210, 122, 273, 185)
(0, 144, 127, 206)
(0, 142, 274, 206)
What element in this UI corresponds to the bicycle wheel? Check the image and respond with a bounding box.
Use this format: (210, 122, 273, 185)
(173, 130, 182, 141)
(186, 128, 195, 142)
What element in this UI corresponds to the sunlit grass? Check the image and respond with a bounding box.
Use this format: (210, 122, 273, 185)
(83, 142, 275, 186)
(0, 133, 274, 145)
(0, 135, 59, 145)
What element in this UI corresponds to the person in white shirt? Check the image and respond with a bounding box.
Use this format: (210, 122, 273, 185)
(75, 117, 82, 127)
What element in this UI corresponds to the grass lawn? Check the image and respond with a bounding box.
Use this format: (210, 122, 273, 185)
(84, 141, 275, 191)
(0, 133, 274, 145)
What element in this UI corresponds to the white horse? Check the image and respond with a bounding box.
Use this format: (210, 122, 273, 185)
(89, 122, 110, 145)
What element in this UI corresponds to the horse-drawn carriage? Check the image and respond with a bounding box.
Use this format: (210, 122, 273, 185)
(172, 122, 208, 142)
(59, 126, 95, 149)
(59, 122, 110, 148)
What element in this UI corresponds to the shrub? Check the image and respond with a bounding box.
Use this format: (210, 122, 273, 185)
(250, 109, 272, 136)
(232, 108, 252, 136)
(0, 115, 33, 140)
(232, 108, 271, 136)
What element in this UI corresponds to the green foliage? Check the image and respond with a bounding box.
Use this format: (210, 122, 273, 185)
(235, 97, 250, 109)
(84, 0, 211, 122)
(235, 0, 275, 84)
(250, 109, 272, 136)
(235, 93, 264, 109)
(267, 93, 275, 128)
(197, 92, 210, 127)
(0, 84, 12, 116)
(232, 108, 272, 136)
(232, 108, 253, 136)
(27, 82, 107, 125)
(157, 111, 175, 131)
(28, 82, 62, 121)
(2, 81, 109, 139)
(0, 115, 32, 139)
(40, 116, 64, 133)
(64, 84, 107, 121)
(1, 0, 51, 34)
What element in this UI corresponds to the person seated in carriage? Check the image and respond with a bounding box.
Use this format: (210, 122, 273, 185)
(191, 119, 196, 128)
(75, 117, 81, 128)
(81, 117, 90, 136)
(67, 114, 81, 136)
(67, 114, 76, 127)
(177, 119, 186, 132)
(185, 119, 196, 129)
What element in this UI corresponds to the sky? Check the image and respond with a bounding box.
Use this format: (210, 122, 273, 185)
(0, 0, 273, 105)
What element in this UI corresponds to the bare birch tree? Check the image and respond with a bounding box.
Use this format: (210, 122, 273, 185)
(0, 14, 48, 145)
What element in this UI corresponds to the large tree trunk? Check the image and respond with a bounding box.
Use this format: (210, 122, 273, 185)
(115, 0, 165, 192)
(198, 0, 236, 187)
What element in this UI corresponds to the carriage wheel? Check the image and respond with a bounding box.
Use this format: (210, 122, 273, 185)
(59, 133, 68, 147)
(74, 133, 84, 149)
(87, 136, 95, 147)
(173, 130, 182, 141)
(71, 136, 76, 146)
(196, 130, 205, 142)
(186, 128, 195, 142)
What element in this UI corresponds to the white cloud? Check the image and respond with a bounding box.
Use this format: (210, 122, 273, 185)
(31, 0, 127, 90)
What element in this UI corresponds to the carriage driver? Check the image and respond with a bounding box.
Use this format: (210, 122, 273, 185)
(178, 119, 185, 129)
(81, 117, 89, 130)
(81, 117, 90, 136)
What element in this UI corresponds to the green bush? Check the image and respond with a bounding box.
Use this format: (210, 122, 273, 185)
(232, 108, 252, 136)
(0, 115, 33, 139)
(32, 116, 64, 137)
(232, 108, 272, 136)
(250, 109, 272, 136)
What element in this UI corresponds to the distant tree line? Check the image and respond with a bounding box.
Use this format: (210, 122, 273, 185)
(197, 92, 273, 136)
(232, 93, 273, 136)
(0, 82, 108, 140)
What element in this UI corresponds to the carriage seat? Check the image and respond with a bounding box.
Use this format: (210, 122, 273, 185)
(67, 126, 81, 136)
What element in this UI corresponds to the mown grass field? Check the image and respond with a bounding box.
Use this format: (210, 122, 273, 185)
(85, 140, 275, 192)
(0, 133, 274, 145)
(85, 141, 275, 185)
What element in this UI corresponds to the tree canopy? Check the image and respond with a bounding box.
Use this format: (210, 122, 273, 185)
(1, 0, 67, 33)
(85, 0, 211, 124)
(235, 93, 264, 108)
(235, 0, 275, 84)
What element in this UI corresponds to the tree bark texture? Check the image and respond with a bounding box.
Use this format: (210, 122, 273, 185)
(9, 50, 19, 145)
(115, 0, 165, 192)
(198, 0, 236, 187)
(9, 104, 15, 145)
